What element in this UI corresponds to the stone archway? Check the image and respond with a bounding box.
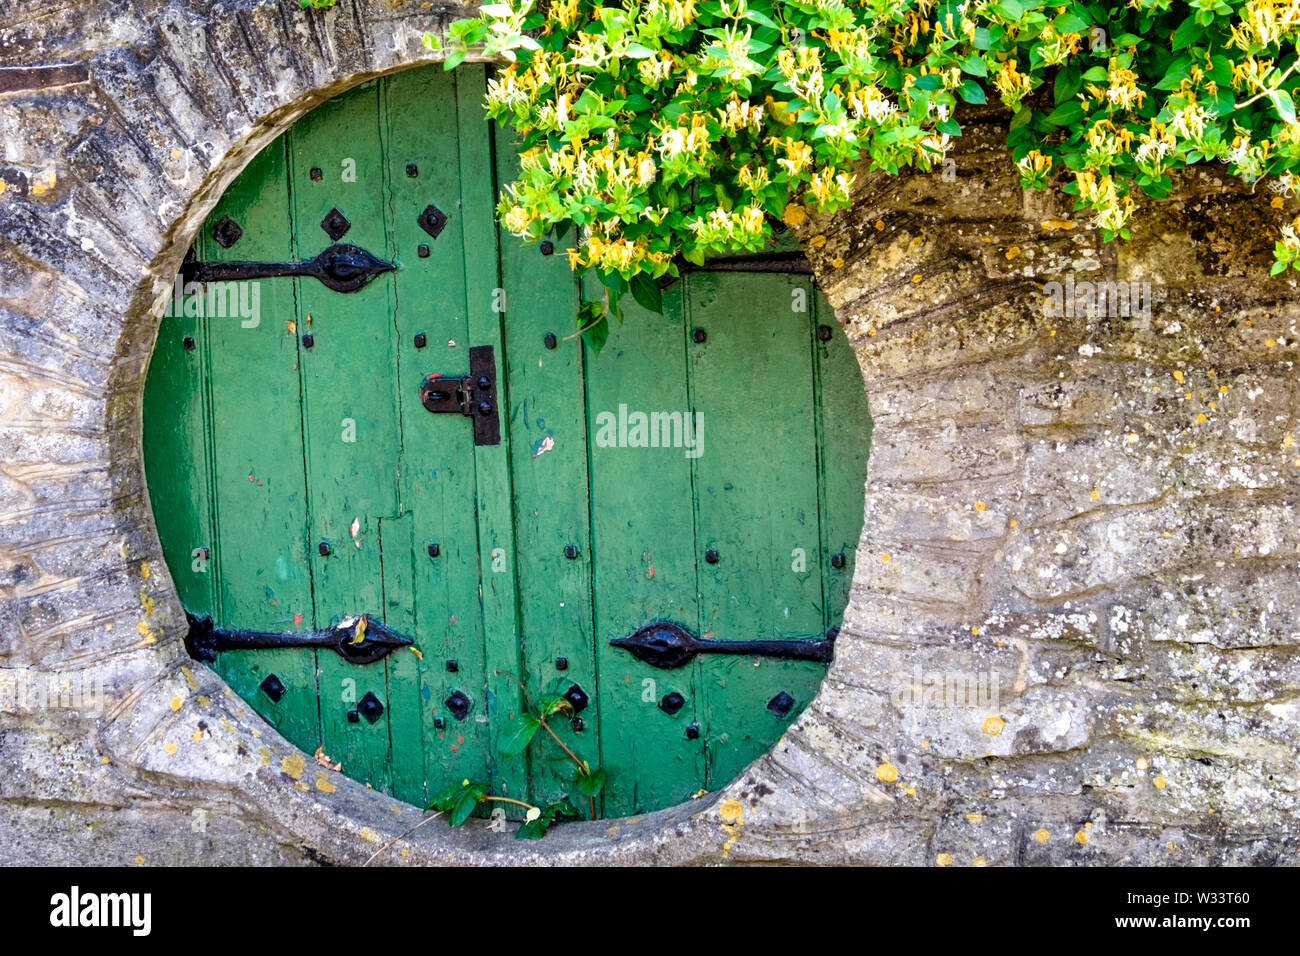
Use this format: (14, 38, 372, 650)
(2, 0, 1297, 865)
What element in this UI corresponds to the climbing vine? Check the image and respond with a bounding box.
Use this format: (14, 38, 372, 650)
(416, 0, 1300, 340)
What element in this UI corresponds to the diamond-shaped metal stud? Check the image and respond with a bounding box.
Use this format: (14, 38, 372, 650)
(212, 215, 243, 248)
(417, 204, 448, 240)
(321, 206, 351, 241)
(357, 690, 384, 723)
(259, 673, 286, 703)
(766, 690, 795, 718)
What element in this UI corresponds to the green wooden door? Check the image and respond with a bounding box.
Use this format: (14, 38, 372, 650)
(143, 64, 870, 818)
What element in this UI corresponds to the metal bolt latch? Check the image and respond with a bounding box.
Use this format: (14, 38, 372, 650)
(418, 345, 501, 446)
(611, 620, 838, 670)
(184, 611, 413, 666)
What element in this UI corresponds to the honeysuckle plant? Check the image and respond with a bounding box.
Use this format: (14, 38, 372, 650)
(419, 0, 1300, 342)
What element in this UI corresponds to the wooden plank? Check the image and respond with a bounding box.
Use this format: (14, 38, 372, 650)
(198, 136, 321, 750)
(379, 66, 490, 807)
(287, 79, 399, 792)
(686, 272, 828, 791)
(586, 281, 705, 815)
(811, 289, 872, 636)
(456, 68, 531, 808)
(143, 249, 214, 621)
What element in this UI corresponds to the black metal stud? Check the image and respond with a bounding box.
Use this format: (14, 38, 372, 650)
(318, 541, 331, 556)
(406, 163, 419, 178)
(309, 167, 323, 182)
(555, 656, 568, 671)
(433, 716, 445, 730)
(357, 691, 384, 723)
(478, 401, 493, 416)
(686, 721, 700, 739)
(321, 207, 351, 241)
(414, 332, 427, 349)
(817, 324, 833, 342)
(417, 204, 448, 240)
(417, 243, 430, 258)
(571, 717, 584, 732)
(659, 692, 686, 716)
(259, 673, 286, 703)
(347, 709, 360, 723)
(302, 333, 314, 349)
(540, 240, 554, 256)
(563, 683, 589, 714)
(830, 551, 846, 569)
(445, 659, 458, 673)
(543, 332, 557, 350)
(564, 544, 579, 560)
(183, 335, 196, 351)
(766, 690, 795, 718)
(426, 541, 439, 557)
(705, 547, 720, 564)
(212, 215, 243, 249)
(693, 328, 707, 344)
(445, 690, 471, 721)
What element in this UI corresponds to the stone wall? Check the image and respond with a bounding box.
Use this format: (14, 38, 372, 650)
(0, 0, 1295, 865)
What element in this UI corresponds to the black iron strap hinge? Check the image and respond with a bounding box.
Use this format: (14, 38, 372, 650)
(419, 345, 500, 446)
(181, 243, 395, 293)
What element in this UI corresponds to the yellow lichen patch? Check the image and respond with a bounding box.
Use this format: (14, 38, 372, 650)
(258, 747, 272, 766)
(1090, 489, 1101, 500)
(974, 500, 986, 512)
(1009, 518, 1019, 529)
(965, 812, 984, 824)
(718, 799, 744, 824)
(280, 753, 306, 779)
(921, 739, 929, 748)
(912, 273, 923, 283)
(880, 553, 891, 562)
(971, 626, 981, 636)
(30, 170, 56, 197)
(1273, 196, 1286, 209)
(1075, 830, 1088, 845)
(101, 756, 110, 765)
(170, 696, 182, 712)
(1153, 775, 1167, 789)
(180, 666, 198, 690)
(192, 729, 203, 742)
(163, 742, 177, 755)
(1034, 828, 1050, 843)
(1004, 245, 1021, 261)
(1196, 413, 1208, 423)
(1172, 369, 1185, 384)
(315, 774, 336, 794)
(1284, 434, 1295, 448)
(134, 856, 144, 865)
(197, 695, 211, 707)
(935, 852, 953, 867)
(781, 203, 807, 227)
(809, 234, 827, 248)
(140, 561, 150, 579)
(831, 257, 844, 268)
(876, 763, 898, 783)
(874, 219, 885, 231)
(1135, 757, 1149, 770)
(294, 780, 310, 793)
(972, 856, 989, 867)
(1040, 218, 1075, 230)
(1266, 338, 1278, 347)
(982, 716, 1005, 736)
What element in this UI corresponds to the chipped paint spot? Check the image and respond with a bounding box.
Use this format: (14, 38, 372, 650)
(530, 431, 555, 458)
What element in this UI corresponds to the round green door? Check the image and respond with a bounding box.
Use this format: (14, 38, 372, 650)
(143, 64, 871, 818)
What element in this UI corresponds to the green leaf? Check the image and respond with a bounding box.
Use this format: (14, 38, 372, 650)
(1170, 16, 1204, 50)
(1081, 66, 1108, 82)
(1045, 100, 1085, 126)
(1272, 90, 1297, 125)
(443, 49, 467, 71)
(498, 713, 541, 757)
(960, 53, 988, 78)
(537, 693, 571, 718)
(958, 80, 986, 105)
(630, 272, 664, 314)
(1052, 12, 1088, 33)
(449, 788, 481, 826)
(576, 767, 607, 797)
(993, 0, 1025, 20)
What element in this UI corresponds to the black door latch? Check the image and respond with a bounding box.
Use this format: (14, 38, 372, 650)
(181, 243, 396, 293)
(419, 344, 501, 446)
